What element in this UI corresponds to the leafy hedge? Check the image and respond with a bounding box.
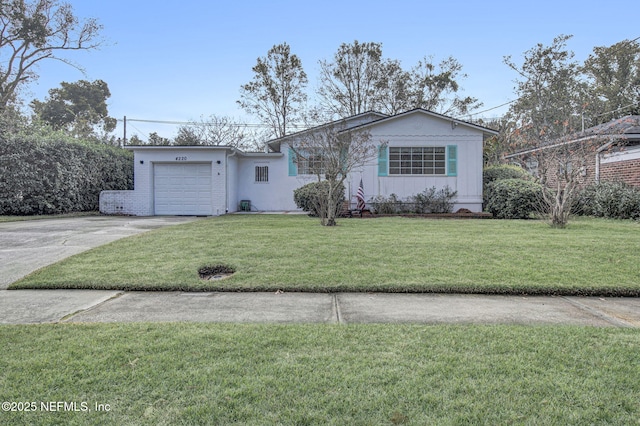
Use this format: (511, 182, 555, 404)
(483, 164, 531, 208)
(0, 135, 133, 215)
(483, 164, 531, 187)
(574, 181, 640, 220)
(484, 179, 543, 219)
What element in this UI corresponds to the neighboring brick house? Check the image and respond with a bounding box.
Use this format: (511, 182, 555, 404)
(504, 115, 640, 187)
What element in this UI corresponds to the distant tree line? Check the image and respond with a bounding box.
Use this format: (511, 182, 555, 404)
(237, 40, 482, 140)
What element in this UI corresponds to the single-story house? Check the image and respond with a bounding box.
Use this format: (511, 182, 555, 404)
(100, 108, 498, 216)
(503, 115, 640, 187)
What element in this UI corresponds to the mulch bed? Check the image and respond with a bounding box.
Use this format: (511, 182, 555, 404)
(344, 210, 493, 219)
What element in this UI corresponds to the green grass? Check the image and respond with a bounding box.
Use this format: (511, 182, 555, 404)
(0, 323, 638, 425)
(11, 215, 640, 295)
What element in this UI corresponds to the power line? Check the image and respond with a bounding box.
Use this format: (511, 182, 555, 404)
(593, 102, 640, 118)
(457, 35, 640, 122)
(117, 117, 316, 129)
(120, 35, 640, 134)
(455, 99, 516, 120)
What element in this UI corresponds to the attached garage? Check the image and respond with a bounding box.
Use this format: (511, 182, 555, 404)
(154, 163, 213, 215)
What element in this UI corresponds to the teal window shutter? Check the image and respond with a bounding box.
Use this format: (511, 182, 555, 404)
(378, 145, 388, 176)
(447, 145, 457, 176)
(339, 147, 348, 175)
(288, 148, 297, 176)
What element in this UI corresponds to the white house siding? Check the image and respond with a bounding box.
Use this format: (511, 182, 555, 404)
(236, 153, 302, 211)
(372, 112, 483, 211)
(326, 111, 485, 212)
(226, 153, 239, 213)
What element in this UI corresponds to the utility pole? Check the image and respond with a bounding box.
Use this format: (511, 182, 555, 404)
(123, 116, 127, 146)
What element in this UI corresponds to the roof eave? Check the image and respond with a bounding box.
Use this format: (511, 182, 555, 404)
(342, 108, 499, 137)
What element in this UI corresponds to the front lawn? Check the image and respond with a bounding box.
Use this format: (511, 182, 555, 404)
(11, 215, 640, 295)
(1, 323, 638, 425)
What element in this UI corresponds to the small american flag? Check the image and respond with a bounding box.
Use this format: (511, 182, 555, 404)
(356, 179, 366, 211)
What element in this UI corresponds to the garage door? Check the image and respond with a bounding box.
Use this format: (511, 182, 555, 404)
(154, 163, 213, 215)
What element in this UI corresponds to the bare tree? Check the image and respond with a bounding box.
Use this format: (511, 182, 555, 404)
(505, 35, 588, 227)
(0, 0, 103, 111)
(317, 40, 384, 117)
(528, 139, 595, 227)
(410, 55, 482, 116)
(238, 42, 307, 139)
(175, 115, 253, 149)
(375, 59, 413, 115)
(289, 118, 377, 226)
(506, 117, 639, 227)
(318, 40, 481, 118)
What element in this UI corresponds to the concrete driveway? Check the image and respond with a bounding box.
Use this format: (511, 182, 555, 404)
(0, 215, 201, 289)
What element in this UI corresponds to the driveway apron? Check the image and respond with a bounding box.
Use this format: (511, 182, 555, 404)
(0, 216, 200, 289)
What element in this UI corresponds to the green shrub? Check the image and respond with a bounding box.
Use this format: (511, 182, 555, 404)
(412, 186, 458, 213)
(293, 181, 345, 216)
(369, 186, 457, 214)
(574, 181, 640, 220)
(483, 164, 531, 187)
(369, 193, 402, 214)
(485, 179, 543, 219)
(0, 135, 133, 215)
(483, 165, 531, 208)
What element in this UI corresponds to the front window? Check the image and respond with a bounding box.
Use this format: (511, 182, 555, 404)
(296, 149, 325, 175)
(389, 147, 446, 175)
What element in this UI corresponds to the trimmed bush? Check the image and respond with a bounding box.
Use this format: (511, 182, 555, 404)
(0, 135, 133, 215)
(574, 181, 640, 220)
(483, 165, 531, 208)
(485, 178, 543, 219)
(483, 164, 531, 187)
(293, 181, 345, 216)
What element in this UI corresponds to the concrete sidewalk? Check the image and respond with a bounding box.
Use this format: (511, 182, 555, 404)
(1, 289, 639, 327)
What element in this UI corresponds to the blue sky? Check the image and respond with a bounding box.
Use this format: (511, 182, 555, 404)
(26, 0, 638, 141)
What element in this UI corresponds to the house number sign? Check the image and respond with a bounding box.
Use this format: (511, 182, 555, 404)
(175, 156, 187, 161)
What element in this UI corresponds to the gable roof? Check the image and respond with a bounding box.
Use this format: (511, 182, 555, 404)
(267, 108, 498, 152)
(267, 111, 388, 152)
(345, 108, 499, 140)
